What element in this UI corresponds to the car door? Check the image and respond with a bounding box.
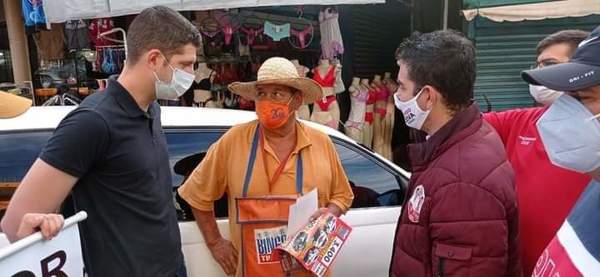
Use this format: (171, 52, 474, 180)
(163, 128, 231, 277)
(331, 138, 407, 277)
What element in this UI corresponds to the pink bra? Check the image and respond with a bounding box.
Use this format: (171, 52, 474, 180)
(374, 86, 390, 101)
(353, 89, 369, 102)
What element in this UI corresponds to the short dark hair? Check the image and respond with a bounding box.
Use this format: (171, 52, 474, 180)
(395, 30, 476, 112)
(537, 30, 589, 56)
(126, 6, 201, 64)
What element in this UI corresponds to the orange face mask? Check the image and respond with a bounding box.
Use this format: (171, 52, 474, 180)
(255, 98, 293, 130)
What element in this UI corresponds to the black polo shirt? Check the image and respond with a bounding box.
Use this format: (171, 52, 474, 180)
(40, 80, 182, 276)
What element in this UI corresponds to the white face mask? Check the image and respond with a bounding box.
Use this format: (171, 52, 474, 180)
(537, 94, 600, 173)
(153, 55, 195, 100)
(529, 84, 563, 106)
(394, 88, 431, 130)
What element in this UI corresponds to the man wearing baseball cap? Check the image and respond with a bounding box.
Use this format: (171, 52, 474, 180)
(178, 57, 353, 276)
(521, 25, 600, 276)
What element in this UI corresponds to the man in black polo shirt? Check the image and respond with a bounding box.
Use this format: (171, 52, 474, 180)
(1, 6, 200, 276)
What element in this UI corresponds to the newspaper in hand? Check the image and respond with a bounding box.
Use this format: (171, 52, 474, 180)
(276, 212, 352, 277)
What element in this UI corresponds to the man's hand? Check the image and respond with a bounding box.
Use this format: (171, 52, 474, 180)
(16, 213, 64, 241)
(310, 203, 344, 221)
(207, 237, 238, 275)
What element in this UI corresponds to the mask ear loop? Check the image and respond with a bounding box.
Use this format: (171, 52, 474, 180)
(153, 53, 174, 84)
(587, 112, 600, 122)
(415, 87, 434, 112)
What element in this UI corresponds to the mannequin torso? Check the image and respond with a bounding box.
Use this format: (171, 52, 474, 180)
(311, 59, 340, 129)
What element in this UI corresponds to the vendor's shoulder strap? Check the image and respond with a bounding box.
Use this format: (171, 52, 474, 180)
(242, 126, 261, 197)
(242, 126, 304, 197)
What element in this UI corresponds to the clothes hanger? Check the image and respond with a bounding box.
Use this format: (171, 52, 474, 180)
(98, 28, 128, 57)
(289, 9, 314, 49)
(241, 14, 263, 29)
(199, 14, 222, 38)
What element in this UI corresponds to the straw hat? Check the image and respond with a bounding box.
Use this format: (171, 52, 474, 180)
(228, 57, 323, 104)
(0, 91, 32, 119)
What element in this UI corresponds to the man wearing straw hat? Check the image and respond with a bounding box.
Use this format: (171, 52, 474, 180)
(178, 57, 354, 276)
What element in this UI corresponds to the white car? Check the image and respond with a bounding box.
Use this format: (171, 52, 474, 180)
(0, 106, 410, 276)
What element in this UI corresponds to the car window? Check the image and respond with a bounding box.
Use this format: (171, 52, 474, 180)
(164, 129, 226, 187)
(332, 139, 405, 208)
(0, 131, 52, 210)
(0, 131, 51, 183)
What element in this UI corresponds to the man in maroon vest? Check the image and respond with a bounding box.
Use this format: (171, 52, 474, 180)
(390, 30, 521, 276)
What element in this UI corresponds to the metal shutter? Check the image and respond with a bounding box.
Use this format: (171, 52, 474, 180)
(468, 15, 600, 111)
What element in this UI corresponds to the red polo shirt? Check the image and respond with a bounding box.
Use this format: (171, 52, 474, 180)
(484, 107, 590, 276)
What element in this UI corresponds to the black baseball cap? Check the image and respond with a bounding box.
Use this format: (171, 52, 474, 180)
(522, 25, 600, 91)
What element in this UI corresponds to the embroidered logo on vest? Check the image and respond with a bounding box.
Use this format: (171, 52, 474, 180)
(407, 185, 425, 223)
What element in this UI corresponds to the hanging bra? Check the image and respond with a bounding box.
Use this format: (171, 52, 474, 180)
(313, 66, 336, 88)
(222, 24, 237, 45)
(264, 21, 291, 41)
(199, 17, 221, 38)
(290, 25, 313, 49)
(198, 71, 214, 91)
(315, 95, 337, 111)
(241, 27, 263, 45)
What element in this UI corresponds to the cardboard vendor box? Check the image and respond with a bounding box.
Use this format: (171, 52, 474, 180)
(276, 213, 352, 277)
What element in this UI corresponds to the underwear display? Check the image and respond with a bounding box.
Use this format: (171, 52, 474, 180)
(222, 24, 237, 45)
(264, 21, 291, 41)
(198, 71, 214, 91)
(315, 95, 337, 111)
(365, 112, 374, 124)
(347, 88, 368, 124)
(375, 108, 387, 117)
(319, 8, 344, 59)
(241, 26, 263, 45)
(312, 111, 338, 129)
(290, 25, 313, 49)
(89, 18, 115, 47)
(313, 66, 336, 88)
(199, 17, 221, 38)
(334, 65, 345, 94)
(375, 86, 390, 102)
(367, 88, 378, 104)
(364, 88, 378, 124)
(345, 120, 363, 131)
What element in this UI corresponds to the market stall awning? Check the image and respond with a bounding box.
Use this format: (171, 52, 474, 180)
(42, 0, 384, 23)
(462, 0, 600, 22)
(462, 0, 552, 9)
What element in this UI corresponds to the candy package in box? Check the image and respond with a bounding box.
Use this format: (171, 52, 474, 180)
(275, 212, 352, 276)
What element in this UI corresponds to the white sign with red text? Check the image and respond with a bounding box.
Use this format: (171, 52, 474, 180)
(0, 212, 87, 277)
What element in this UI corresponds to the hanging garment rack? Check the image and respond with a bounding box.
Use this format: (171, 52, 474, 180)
(95, 45, 125, 49)
(98, 28, 128, 58)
